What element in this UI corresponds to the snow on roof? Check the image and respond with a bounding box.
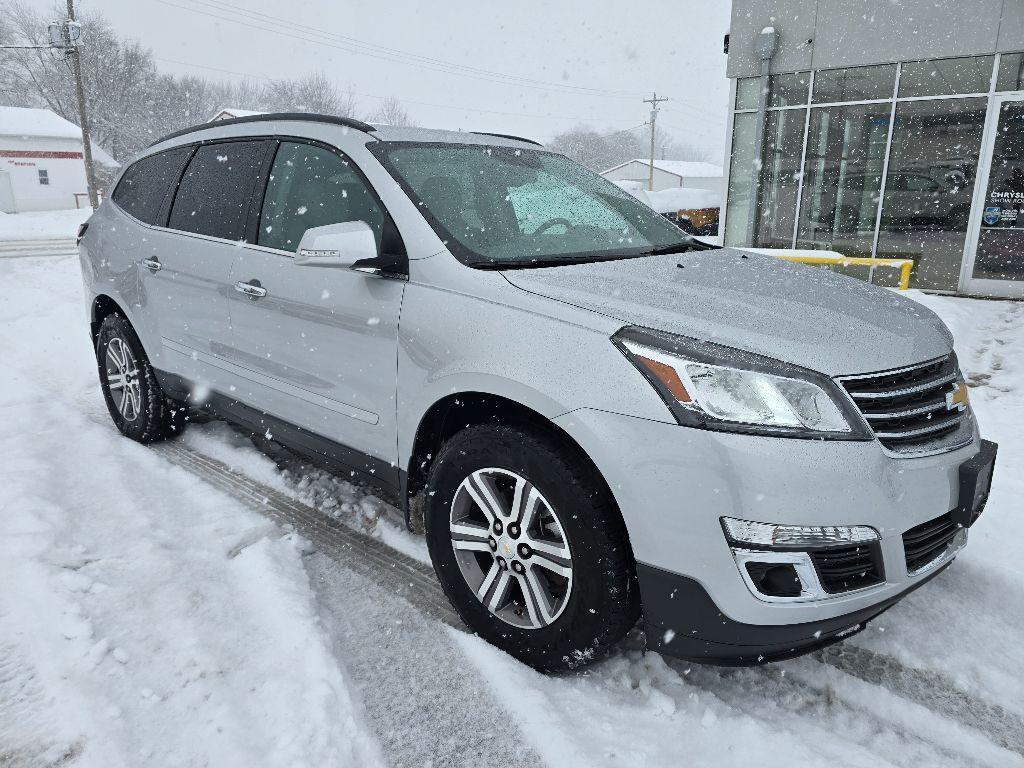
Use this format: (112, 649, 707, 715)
(210, 108, 267, 122)
(0, 106, 84, 140)
(602, 158, 724, 178)
(89, 142, 119, 167)
(0, 106, 119, 166)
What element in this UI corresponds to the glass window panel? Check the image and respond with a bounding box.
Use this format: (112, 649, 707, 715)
(898, 56, 994, 98)
(971, 100, 1024, 281)
(875, 98, 986, 290)
(813, 65, 896, 103)
(796, 103, 891, 258)
(259, 141, 386, 252)
(996, 53, 1024, 92)
(736, 77, 760, 110)
(769, 72, 810, 107)
(753, 107, 806, 248)
(724, 112, 757, 245)
(168, 141, 268, 240)
(113, 146, 191, 226)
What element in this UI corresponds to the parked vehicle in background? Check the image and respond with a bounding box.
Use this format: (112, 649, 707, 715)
(79, 113, 996, 670)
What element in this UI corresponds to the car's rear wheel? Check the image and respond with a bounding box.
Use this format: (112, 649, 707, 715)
(96, 313, 186, 442)
(425, 423, 639, 672)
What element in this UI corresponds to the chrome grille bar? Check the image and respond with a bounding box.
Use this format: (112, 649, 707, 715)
(845, 372, 957, 400)
(837, 354, 969, 454)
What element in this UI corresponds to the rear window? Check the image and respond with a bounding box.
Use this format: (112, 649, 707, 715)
(111, 147, 191, 225)
(168, 141, 269, 240)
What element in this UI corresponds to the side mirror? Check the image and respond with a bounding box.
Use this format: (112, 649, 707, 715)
(294, 221, 378, 268)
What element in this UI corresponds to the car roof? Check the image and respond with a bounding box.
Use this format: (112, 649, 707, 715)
(148, 112, 542, 151)
(368, 124, 542, 148)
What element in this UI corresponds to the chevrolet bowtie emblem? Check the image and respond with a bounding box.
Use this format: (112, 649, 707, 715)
(946, 381, 969, 412)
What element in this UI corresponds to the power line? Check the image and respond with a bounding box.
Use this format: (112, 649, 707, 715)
(153, 56, 651, 126)
(152, 0, 646, 101)
(186, 0, 644, 98)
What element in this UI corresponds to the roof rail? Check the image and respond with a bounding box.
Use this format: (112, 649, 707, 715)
(471, 131, 543, 147)
(149, 112, 376, 148)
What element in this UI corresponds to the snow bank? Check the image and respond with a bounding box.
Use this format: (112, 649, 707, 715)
(645, 186, 722, 213)
(611, 181, 722, 212)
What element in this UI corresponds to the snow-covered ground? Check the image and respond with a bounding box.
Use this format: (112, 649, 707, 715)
(2, 253, 1022, 767)
(0, 209, 90, 242)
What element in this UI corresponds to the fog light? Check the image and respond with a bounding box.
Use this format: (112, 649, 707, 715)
(745, 562, 802, 598)
(731, 548, 818, 601)
(721, 517, 879, 549)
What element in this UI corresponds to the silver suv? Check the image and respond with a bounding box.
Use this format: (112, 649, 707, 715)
(79, 113, 997, 671)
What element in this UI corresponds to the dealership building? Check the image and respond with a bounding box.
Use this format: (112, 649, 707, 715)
(722, 0, 1024, 297)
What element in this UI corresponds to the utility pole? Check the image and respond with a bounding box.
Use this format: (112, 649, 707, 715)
(643, 92, 669, 192)
(0, 8, 96, 208)
(63, 1, 98, 210)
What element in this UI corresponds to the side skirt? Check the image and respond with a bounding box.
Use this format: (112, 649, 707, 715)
(154, 369, 405, 507)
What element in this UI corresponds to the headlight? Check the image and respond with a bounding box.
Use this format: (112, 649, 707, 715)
(613, 327, 869, 439)
(720, 517, 879, 548)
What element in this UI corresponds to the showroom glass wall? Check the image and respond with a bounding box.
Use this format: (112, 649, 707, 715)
(723, 54, 1020, 290)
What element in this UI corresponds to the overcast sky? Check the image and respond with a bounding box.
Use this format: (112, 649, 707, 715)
(60, 0, 731, 159)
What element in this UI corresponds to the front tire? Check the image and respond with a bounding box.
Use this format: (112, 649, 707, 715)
(425, 424, 640, 672)
(95, 313, 186, 443)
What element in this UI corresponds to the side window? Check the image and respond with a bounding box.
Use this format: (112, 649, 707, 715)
(258, 141, 386, 252)
(111, 146, 191, 225)
(169, 141, 268, 240)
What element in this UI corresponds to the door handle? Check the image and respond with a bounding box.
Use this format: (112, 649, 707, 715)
(141, 257, 161, 272)
(234, 280, 268, 299)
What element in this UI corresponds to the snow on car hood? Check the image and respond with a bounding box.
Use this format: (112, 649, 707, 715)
(500, 248, 952, 377)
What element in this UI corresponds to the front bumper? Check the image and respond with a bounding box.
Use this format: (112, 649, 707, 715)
(552, 407, 983, 635)
(637, 561, 949, 664)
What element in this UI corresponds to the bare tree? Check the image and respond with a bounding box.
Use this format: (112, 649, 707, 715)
(370, 96, 417, 127)
(261, 71, 357, 116)
(0, 4, 364, 165)
(550, 123, 715, 172)
(549, 124, 646, 172)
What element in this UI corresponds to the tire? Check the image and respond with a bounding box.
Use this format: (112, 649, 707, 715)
(95, 313, 186, 443)
(425, 424, 640, 672)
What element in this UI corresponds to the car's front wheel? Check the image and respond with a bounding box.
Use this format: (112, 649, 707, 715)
(425, 423, 639, 671)
(95, 313, 186, 443)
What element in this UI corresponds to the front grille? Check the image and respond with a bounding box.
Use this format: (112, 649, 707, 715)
(902, 512, 960, 573)
(809, 544, 884, 593)
(838, 355, 970, 454)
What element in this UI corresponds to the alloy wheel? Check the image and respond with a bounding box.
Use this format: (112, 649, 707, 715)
(104, 336, 142, 422)
(449, 467, 573, 629)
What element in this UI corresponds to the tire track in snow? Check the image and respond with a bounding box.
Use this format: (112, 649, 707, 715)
(151, 440, 1024, 764)
(152, 442, 543, 768)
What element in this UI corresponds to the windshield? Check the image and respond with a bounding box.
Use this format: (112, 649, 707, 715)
(370, 142, 696, 267)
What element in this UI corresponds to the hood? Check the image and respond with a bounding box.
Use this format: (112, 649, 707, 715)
(500, 248, 952, 377)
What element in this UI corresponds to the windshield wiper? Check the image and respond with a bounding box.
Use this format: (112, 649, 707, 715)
(644, 239, 715, 256)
